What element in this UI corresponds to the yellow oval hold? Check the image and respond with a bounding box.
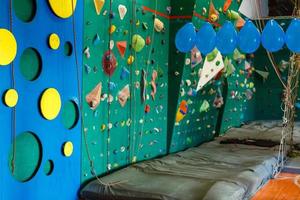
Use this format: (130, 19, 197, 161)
(48, 0, 77, 19)
(4, 89, 18, 107)
(40, 88, 61, 120)
(63, 141, 73, 157)
(0, 29, 17, 66)
(49, 33, 60, 50)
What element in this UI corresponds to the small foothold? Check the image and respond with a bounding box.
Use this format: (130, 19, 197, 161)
(84, 47, 90, 59)
(145, 105, 150, 113)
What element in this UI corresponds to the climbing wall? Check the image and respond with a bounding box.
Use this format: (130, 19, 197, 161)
(81, 0, 170, 182)
(0, 0, 83, 199)
(168, 0, 255, 151)
(167, 0, 196, 152)
(219, 50, 256, 133)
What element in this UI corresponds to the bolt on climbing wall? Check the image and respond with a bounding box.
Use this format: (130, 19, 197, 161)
(82, 0, 170, 182)
(0, 0, 83, 199)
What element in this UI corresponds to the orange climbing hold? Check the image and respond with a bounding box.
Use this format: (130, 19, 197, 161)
(223, 0, 232, 13)
(208, 0, 219, 22)
(116, 41, 127, 58)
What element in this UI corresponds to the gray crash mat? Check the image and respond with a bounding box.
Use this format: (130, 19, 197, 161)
(81, 141, 279, 200)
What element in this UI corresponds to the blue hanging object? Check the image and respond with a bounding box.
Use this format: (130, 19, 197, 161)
(175, 23, 196, 53)
(261, 20, 285, 52)
(195, 22, 216, 55)
(216, 21, 238, 55)
(286, 18, 300, 53)
(238, 20, 261, 54)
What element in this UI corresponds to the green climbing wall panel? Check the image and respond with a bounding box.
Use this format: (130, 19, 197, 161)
(82, 0, 170, 183)
(169, 0, 250, 151)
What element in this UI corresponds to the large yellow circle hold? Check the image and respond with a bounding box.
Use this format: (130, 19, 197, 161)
(40, 88, 61, 120)
(49, 33, 60, 50)
(0, 29, 17, 66)
(63, 141, 73, 157)
(48, 0, 77, 19)
(4, 89, 18, 107)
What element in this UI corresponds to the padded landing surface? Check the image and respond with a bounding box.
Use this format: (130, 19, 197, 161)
(252, 173, 300, 200)
(222, 121, 300, 145)
(81, 141, 278, 200)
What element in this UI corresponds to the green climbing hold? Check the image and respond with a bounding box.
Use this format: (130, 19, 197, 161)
(132, 34, 145, 52)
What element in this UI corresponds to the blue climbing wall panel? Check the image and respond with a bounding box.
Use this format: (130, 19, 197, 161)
(0, 1, 83, 199)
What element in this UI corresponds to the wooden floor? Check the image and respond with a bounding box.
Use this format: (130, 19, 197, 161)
(252, 173, 300, 200)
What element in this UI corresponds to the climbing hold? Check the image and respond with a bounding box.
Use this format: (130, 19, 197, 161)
(93, 34, 101, 46)
(197, 51, 224, 91)
(48, 33, 60, 50)
(118, 85, 130, 107)
(213, 95, 224, 108)
(209, 0, 219, 22)
(0, 29, 17, 66)
(108, 82, 117, 91)
(142, 22, 149, 30)
(4, 89, 18, 107)
(118, 4, 127, 20)
(48, 0, 76, 19)
(146, 36, 151, 45)
(132, 34, 145, 52)
(235, 16, 245, 30)
(154, 18, 164, 32)
(200, 100, 210, 113)
(100, 124, 106, 132)
(141, 70, 147, 103)
(191, 47, 203, 68)
(63, 141, 73, 157)
(127, 55, 135, 65)
(223, 0, 232, 13)
(102, 50, 117, 76)
(40, 88, 61, 120)
(94, 0, 105, 15)
(86, 82, 102, 110)
(187, 88, 197, 97)
(176, 100, 188, 122)
(110, 40, 114, 50)
(84, 47, 90, 59)
(227, 10, 240, 21)
(145, 105, 150, 113)
(150, 70, 158, 100)
(109, 25, 116, 34)
(116, 41, 127, 58)
(120, 67, 130, 80)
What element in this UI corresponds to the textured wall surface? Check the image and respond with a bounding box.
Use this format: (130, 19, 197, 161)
(81, 0, 170, 183)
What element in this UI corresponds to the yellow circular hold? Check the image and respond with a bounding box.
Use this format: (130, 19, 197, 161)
(63, 141, 73, 157)
(48, 0, 77, 19)
(40, 88, 61, 120)
(49, 33, 60, 50)
(0, 29, 17, 66)
(4, 89, 18, 107)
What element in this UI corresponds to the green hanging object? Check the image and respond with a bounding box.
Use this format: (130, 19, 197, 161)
(224, 57, 235, 77)
(255, 69, 269, 81)
(132, 34, 145, 52)
(206, 48, 219, 62)
(226, 10, 240, 20)
(233, 49, 245, 61)
(200, 100, 210, 113)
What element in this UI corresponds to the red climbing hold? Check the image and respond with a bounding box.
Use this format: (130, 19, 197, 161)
(102, 50, 117, 76)
(146, 36, 151, 45)
(145, 104, 150, 113)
